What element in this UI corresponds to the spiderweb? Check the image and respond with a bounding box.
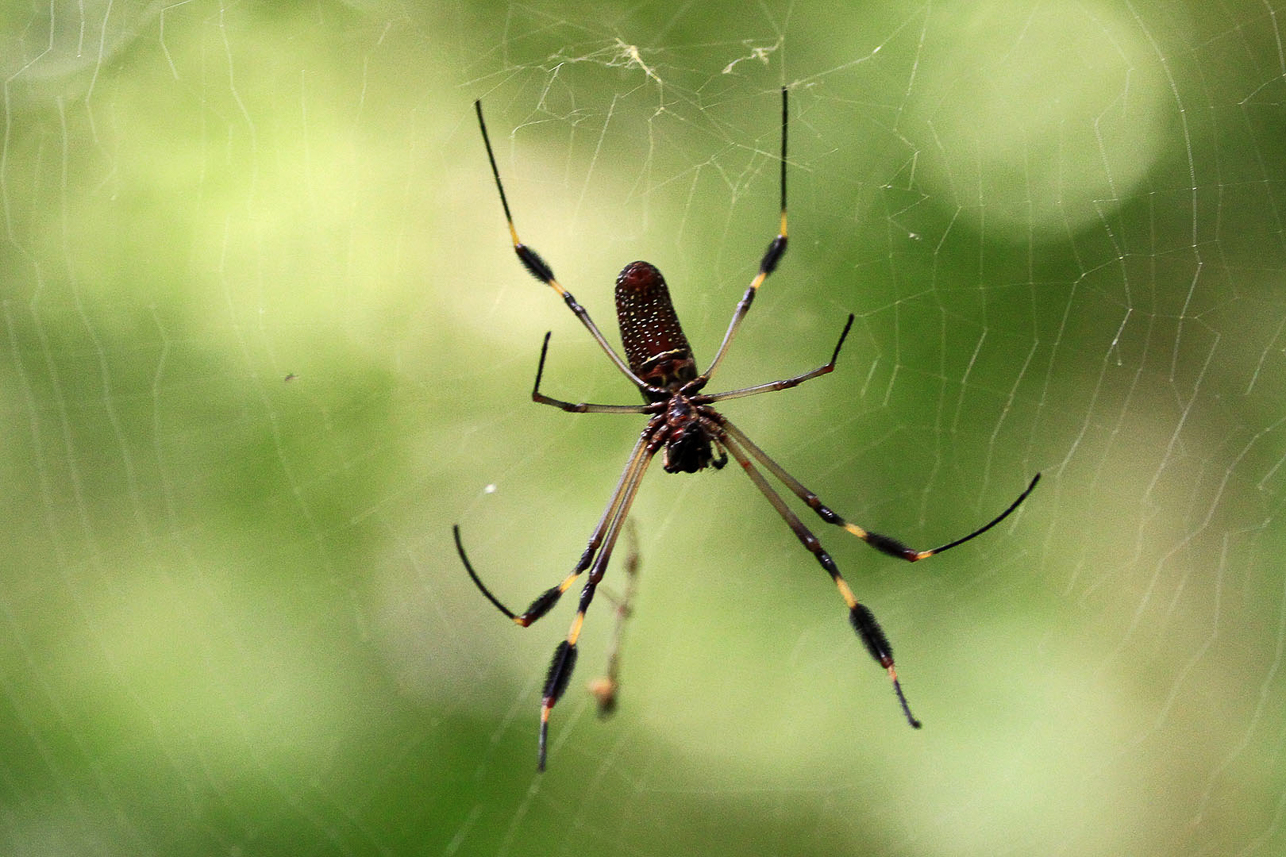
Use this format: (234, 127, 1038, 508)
(3, 1, 1284, 855)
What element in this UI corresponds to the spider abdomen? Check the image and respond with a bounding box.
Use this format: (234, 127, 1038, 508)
(616, 261, 698, 394)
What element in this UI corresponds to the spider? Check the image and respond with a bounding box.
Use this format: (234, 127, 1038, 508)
(455, 88, 1040, 771)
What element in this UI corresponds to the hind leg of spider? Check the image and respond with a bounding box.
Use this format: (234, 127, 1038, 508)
(700, 86, 791, 384)
(717, 417, 1040, 562)
(716, 426, 921, 728)
(474, 100, 651, 391)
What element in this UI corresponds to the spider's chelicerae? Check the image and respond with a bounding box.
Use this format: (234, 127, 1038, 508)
(455, 88, 1040, 771)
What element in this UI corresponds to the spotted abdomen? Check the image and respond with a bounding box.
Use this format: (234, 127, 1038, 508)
(615, 261, 698, 396)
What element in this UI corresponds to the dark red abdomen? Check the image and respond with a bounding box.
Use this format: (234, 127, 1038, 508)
(615, 261, 698, 396)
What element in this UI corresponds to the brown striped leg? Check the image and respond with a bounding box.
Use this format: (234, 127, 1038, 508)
(717, 417, 1040, 562)
(714, 423, 921, 729)
(699, 87, 790, 385)
(474, 99, 656, 394)
(702, 314, 854, 403)
(454, 419, 661, 627)
(588, 520, 641, 716)
(537, 436, 659, 769)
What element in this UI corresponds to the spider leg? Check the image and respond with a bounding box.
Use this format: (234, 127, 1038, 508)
(475, 101, 656, 395)
(532, 332, 659, 414)
(717, 417, 1040, 561)
(454, 418, 662, 627)
(538, 434, 660, 770)
(702, 314, 854, 403)
(699, 87, 790, 385)
(714, 423, 921, 729)
(588, 519, 641, 717)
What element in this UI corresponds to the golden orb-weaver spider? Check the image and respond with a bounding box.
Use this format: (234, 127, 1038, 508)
(455, 88, 1040, 771)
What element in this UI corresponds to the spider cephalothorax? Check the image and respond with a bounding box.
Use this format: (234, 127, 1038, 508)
(659, 396, 725, 474)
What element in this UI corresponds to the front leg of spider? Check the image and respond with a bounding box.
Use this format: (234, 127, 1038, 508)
(454, 425, 659, 771)
(539, 640, 578, 770)
(534, 429, 661, 770)
(587, 522, 641, 717)
(850, 603, 920, 728)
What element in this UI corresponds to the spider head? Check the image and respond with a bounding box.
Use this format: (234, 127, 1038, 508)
(662, 424, 715, 473)
(661, 396, 722, 473)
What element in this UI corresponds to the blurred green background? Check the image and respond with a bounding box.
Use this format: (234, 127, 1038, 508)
(3, 1, 1285, 854)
